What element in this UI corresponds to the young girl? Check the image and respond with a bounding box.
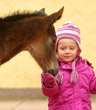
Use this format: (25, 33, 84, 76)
(41, 22, 96, 110)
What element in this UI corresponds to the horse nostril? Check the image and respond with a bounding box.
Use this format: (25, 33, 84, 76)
(48, 69, 54, 76)
(48, 68, 59, 76)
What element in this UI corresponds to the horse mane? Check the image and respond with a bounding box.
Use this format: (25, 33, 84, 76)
(0, 9, 46, 22)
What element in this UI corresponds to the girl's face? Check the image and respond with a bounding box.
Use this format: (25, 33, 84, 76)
(57, 38, 79, 62)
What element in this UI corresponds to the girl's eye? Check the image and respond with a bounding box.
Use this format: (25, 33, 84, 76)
(70, 47, 74, 50)
(60, 48, 66, 50)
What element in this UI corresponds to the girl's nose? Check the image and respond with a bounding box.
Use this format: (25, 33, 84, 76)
(65, 49, 70, 53)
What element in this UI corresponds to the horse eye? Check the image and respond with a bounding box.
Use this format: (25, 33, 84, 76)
(53, 40, 55, 43)
(53, 38, 56, 43)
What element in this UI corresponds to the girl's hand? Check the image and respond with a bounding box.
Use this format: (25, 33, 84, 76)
(42, 73, 56, 88)
(42, 72, 63, 88)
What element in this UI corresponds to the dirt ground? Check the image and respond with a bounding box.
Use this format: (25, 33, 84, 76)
(0, 99, 96, 110)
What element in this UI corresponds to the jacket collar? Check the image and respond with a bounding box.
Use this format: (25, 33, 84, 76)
(57, 58, 72, 70)
(57, 57, 81, 70)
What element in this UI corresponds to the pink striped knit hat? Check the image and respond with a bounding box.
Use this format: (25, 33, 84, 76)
(56, 22, 81, 53)
(56, 22, 81, 83)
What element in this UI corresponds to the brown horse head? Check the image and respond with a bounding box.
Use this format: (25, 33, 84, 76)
(0, 7, 64, 76)
(27, 7, 64, 76)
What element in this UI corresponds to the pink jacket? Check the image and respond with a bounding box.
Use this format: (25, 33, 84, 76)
(41, 57, 96, 110)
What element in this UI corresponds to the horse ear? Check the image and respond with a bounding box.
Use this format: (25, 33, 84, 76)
(39, 8, 45, 14)
(47, 6, 64, 25)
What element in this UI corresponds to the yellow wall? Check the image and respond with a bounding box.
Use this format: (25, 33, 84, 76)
(0, 0, 96, 88)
